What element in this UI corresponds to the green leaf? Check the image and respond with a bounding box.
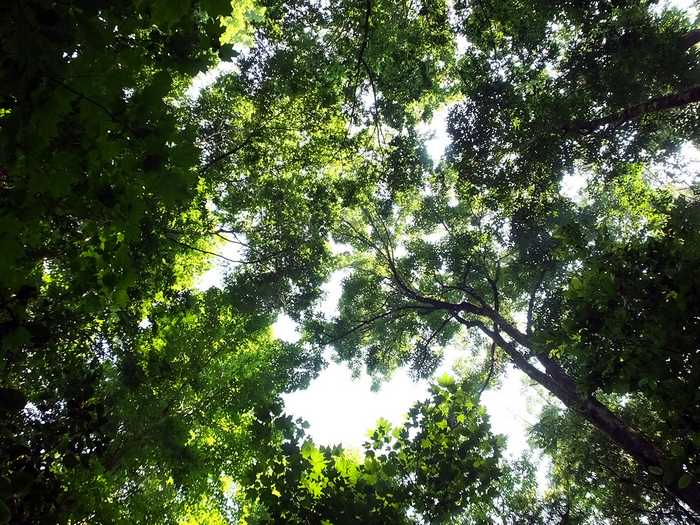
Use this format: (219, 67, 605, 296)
(670, 443, 685, 458)
(219, 0, 265, 46)
(151, 0, 192, 27)
(678, 474, 691, 489)
(202, 0, 232, 17)
(436, 373, 455, 387)
(648, 466, 663, 476)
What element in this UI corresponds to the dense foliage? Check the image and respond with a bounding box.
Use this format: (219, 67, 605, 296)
(1, 0, 699, 523)
(239, 379, 503, 524)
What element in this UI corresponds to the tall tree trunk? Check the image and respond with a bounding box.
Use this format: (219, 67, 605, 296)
(564, 84, 700, 135)
(473, 319, 700, 515)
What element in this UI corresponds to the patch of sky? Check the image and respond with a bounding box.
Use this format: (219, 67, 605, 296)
(560, 168, 589, 202)
(186, 61, 239, 100)
(653, 0, 698, 18)
(195, 236, 246, 290)
(416, 104, 452, 164)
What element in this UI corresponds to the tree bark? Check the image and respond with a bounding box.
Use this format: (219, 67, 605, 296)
(473, 317, 700, 515)
(564, 84, 700, 135)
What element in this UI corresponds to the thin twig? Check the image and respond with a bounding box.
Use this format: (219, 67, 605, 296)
(165, 236, 244, 265)
(48, 76, 120, 122)
(321, 304, 433, 346)
(478, 341, 497, 398)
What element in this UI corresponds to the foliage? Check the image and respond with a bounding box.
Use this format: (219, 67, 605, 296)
(0, 0, 464, 521)
(0, 0, 330, 521)
(237, 379, 504, 524)
(305, 0, 700, 516)
(450, 0, 700, 194)
(2, 0, 700, 522)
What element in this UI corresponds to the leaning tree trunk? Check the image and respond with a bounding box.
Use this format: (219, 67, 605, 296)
(474, 317, 700, 514)
(681, 29, 700, 51)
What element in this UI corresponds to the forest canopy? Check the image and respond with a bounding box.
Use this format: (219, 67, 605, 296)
(1, 0, 699, 523)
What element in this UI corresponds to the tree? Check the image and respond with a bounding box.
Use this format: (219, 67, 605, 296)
(315, 149, 700, 516)
(450, 0, 700, 192)
(531, 401, 700, 524)
(0, 285, 326, 523)
(0, 0, 459, 521)
(305, 0, 700, 515)
(0, 0, 333, 521)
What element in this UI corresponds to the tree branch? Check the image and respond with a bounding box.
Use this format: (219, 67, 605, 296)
(564, 84, 700, 136)
(321, 303, 434, 346)
(478, 340, 498, 398)
(347, 0, 373, 128)
(415, 316, 452, 358)
(165, 236, 245, 265)
(48, 76, 120, 123)
(479, 263, 501, 397)
(201, 129, 259, 172)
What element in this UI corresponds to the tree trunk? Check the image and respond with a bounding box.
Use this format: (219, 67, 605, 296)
(681, 29, 700, 51)
(478, 321, 700, 515)
(565, 84, 700, 135)
(581, 394, 700, 512)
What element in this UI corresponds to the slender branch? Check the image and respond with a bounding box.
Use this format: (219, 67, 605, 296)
(213, 232, 245, 245)
(436, 279, 487, 306)
(201, 105, 289, 173)
(321, 303, 434, 346)
(478, 340, 497, 398)
(48, 76, 120, 123)
(479, 263, 501, 397)
(165, 236, 244, 265)
(360, 56, 386, 146)
(167, 231, 295, 266)
(416, 316, 452, 356)
(201, 130, 258, 172)
(340, 217, 389, 264)
(486, 264, 500, 312)
(527, 269, 546, 336)
(365, 208, 395, 258)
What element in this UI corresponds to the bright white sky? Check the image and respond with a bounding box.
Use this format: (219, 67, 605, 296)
(192, 0, 699, 467)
